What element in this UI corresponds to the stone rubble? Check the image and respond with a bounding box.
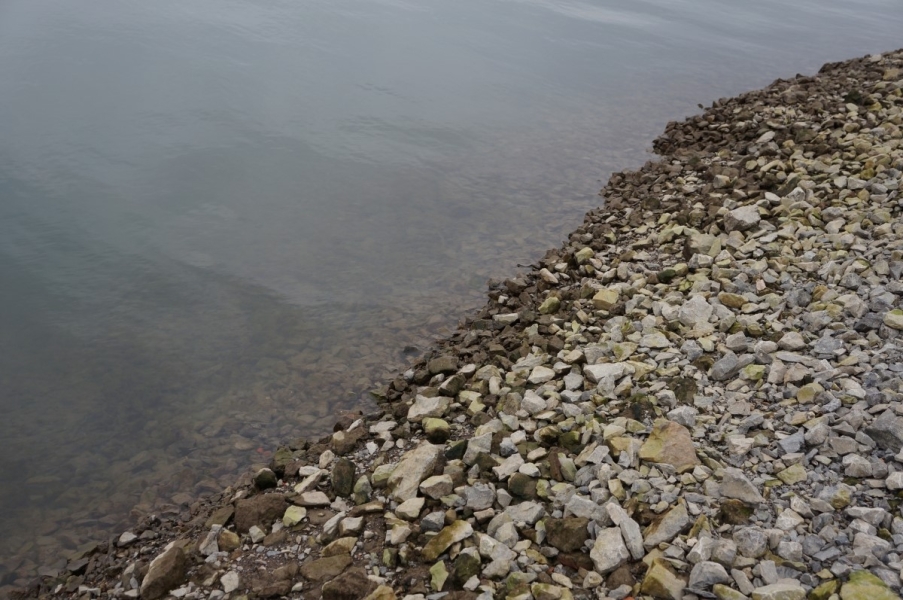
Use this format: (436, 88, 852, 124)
(10, 48, 903, 600)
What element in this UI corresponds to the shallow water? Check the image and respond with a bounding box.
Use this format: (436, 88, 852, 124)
(1, 0, 902, 578)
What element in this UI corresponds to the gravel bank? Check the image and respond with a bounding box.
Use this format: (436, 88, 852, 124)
(8, 48, 903, 600)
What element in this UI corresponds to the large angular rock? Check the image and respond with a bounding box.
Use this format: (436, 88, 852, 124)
(720, 468, 765, 504)
(688, 561, 730, 591)
(422, 520, 474, 561)
(234, 494, 287, 533)
(584, 363, 632, 383)
(864, 410, 903, 452)
(839, 570, 899, 600)
(332, 458, 356, 497)
(407, 395, 450, 422)
(387, 443, 442, 501)
(590, 527, 629, 574)
(322, 568, 376, 600)
(641, 558, 686, 600)
(643, 501, 689, 548)
(724, 205, 760, 232)
(751, 582, 806, 600)
(679, 295, 714, 328)
(606, 504, 643, 560)
(593, 288, 620, 310)
(363, 586, 397, 600)
(140, 545, 187, 600)
(299, 554, 353, 581)
(639, 420, 700, 473)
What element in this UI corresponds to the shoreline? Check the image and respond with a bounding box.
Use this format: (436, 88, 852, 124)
(7, 48, 903, 600)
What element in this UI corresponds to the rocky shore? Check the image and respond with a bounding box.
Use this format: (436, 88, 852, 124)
(9, 48, 903, 600)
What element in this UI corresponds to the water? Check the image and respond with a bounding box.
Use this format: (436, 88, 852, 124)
(0, 0, 901, 579)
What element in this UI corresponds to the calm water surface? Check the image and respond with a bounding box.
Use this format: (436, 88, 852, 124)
(1, 0, 901, 579)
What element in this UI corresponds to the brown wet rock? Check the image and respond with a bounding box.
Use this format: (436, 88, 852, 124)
(269, 447, 295, 476)
(556, 552, 594, 572)
(507, 473, 538, 499)
(332, 428, 366, 456)
(606, 563, 637, 589)
(428, 356, 458, 375)
(204, 505, 234, 528)
(545, 517, 589, 553)
(254, 468, 278, 490)
(308, 508, 337, 526)
(321, 567, 375, 600)
(300, 554, 353, 581)
(263, 529, 288, 546)
(333, 410, 363, 432)
(332, 458, 356, 497)
(272, 562, 299, 581)
(254, 580, 292, 598)
(719, 499, 754, 525)
(234, 493, 287, 533)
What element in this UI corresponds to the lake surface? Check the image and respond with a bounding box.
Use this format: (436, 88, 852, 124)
(1, 0, 901, 580)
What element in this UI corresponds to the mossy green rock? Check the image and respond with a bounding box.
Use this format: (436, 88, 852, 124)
(453, 552, 481, 585)
(808, 579, 838, 600)
(613, 342, 638, 361)
(593, 288, 620, 310)
(421, 520, 473, 561)
(840, 571, 899, 600)
(742, 364, 766, 380)
(269, 447, 295, 476)
(884, 309, 903, 330)
(423, 418, 450, 443)
(776, 464, 807, 485)
(714, 584, 749, 600)
(720, 499, 754, 525)
(508, 473, 538, 498)
(429, 561, 449, 591)
(371, 464, 395, 488)
(559, 430, 584, 454)
(332, 458, 356, 497)
(539, 296, 560, 314)
(640, 558, 686, 600)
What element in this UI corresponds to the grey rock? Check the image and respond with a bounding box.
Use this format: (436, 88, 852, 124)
(606, 503, 644, 560)
(733, 528, 768, 558)
(643, 501, 689, 548)
(724, 205, 760, 232)
(688, 561, 730, 591)
(590, 527, 630, 574)
(387, 443, 442, 501)
(711, 351, 740, 381)
(864, 409, 903, 452)
(720, 467, 765, 504)
(464, 433, 493, 465)
(463, 482, 496, 511)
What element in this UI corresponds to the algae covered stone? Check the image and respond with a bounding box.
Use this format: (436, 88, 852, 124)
(282, 505, 307, 527)
(422, 520, 474, 561)
(592, 288, 620, 310)
(883, 309, 903, 330)
(641, 558, 686, 600)
(429, 560, 449, 591)
(839, 570, 899, 600)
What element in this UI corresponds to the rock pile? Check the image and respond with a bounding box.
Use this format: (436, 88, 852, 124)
(12, 49, 903, 600)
